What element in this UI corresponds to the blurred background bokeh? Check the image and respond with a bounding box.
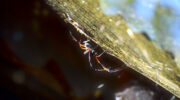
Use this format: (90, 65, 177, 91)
(100, 0, 180, 68)
(0, 0, 179, 100)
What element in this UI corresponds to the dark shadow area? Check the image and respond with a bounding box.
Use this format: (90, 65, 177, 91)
(0, 0, 179, 100)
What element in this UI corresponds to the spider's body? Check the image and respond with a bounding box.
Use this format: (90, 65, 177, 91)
(69, 31, 109, 72)
(70, 31, 124, 73)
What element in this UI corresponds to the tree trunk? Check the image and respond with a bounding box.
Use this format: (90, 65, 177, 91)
(46, 0, 180, 98)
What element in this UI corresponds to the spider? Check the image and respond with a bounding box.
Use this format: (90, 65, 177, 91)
(70, 31, 122, 73)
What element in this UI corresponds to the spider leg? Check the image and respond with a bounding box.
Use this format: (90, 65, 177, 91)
(93, 51, 110, 72)
(95, 55, 110, 72)
(69, 31, 88, 52)
(69, 31, 78, 42)
(108, 67, 124, 73)
(88, 52, 94, 70)
(95, 51, 126, 73)
(88, 52, 105, 72)
(96, 51, 105, 58)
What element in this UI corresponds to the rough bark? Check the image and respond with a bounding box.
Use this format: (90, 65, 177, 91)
(46, 0, 180, 98)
